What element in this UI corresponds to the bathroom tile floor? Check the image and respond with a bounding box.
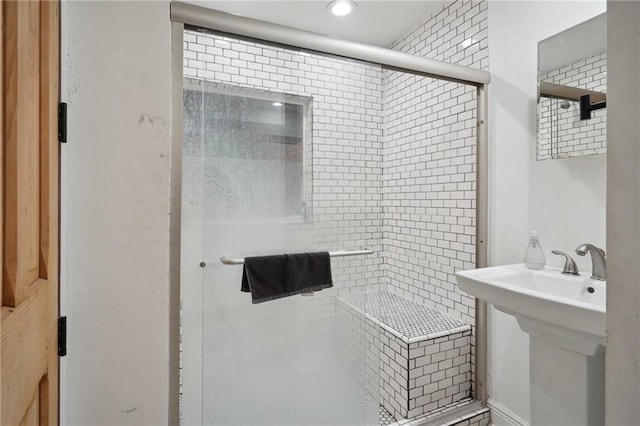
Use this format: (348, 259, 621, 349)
(379, 405, 395, 426)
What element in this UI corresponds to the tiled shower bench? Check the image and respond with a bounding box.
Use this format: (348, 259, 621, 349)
(337, 290, 472, 422)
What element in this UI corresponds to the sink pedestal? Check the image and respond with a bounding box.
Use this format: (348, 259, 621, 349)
(519, 318, 605, 426)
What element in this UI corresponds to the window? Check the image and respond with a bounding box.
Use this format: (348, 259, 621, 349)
(184, 80, 311, 223)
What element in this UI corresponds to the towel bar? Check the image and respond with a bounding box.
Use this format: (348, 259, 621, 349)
(201, 249, 375, 267)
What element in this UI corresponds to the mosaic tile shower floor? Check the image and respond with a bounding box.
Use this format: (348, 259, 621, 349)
(380, 405, 395, 426)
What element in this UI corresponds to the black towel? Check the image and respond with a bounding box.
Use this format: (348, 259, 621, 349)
(241, 252, 333, 304)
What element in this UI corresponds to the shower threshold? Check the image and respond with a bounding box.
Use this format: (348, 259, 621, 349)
(379, 398, 489, 426)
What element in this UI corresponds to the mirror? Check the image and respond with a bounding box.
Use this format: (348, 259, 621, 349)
(537, 13, 606, 160)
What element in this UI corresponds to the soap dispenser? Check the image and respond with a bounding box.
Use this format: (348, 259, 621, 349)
(524, 231, 546, 270)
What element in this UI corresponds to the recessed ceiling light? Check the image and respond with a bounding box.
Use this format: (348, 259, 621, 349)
(272, 102, 283, 107)
(327, 0, 356, 17)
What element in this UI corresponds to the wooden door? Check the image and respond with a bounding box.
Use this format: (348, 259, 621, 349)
(1, 0, 60, 424)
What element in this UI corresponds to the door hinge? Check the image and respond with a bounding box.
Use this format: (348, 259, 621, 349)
(58, 316, 67, 357)
(58, 102, 67, 143)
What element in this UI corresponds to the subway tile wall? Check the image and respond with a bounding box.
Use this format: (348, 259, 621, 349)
(406, 331, 472, 418)
(538, 51, 607, 159)
(378, 328, 472, 420)
(336, 296, 382, 421)
(184, 30, 384, 296)
(383, 0, 488, 325)
(380, 327, 410, 418)
(383, 0, 489, 398)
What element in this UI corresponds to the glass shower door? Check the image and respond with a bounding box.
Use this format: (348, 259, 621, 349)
(186, 79, 376, 425)
(201, 263, 370, 425)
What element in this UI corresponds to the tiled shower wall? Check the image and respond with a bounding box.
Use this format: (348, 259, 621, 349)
(382, 0, 488, 398)
(383, 0, 488, 325)
(183, 31, 384, 294)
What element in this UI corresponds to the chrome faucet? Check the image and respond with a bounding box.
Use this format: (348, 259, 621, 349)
(551, 250, 579, 275)
(575, 243, 606, 281)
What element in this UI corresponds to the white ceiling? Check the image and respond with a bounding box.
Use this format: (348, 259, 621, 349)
(185, 1, 448, 47)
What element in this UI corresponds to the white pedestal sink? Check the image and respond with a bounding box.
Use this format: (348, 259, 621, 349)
(456, 264, 606, 425)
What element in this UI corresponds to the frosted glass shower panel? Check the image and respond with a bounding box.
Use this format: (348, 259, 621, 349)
(184, 81, 309, 222)
(183, 29, 385, 425)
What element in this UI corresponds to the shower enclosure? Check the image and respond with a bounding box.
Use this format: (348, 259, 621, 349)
(170, 3, 490, 425)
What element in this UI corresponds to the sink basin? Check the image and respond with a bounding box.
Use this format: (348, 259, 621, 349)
(456, 264, 605, 355)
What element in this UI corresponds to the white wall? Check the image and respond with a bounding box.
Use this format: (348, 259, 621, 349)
(60, 1, 172, 424)
(487, 1, 606, 424)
